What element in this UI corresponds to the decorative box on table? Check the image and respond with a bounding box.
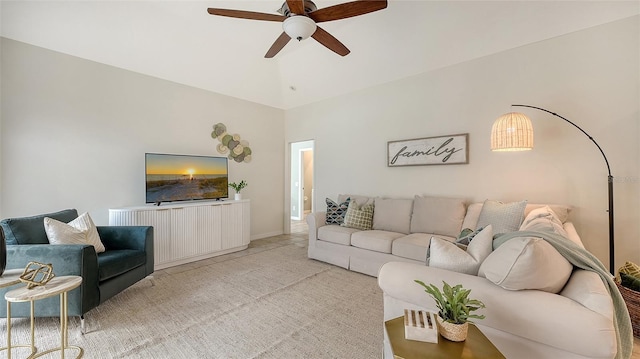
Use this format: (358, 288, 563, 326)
(404, 309, 438, 343)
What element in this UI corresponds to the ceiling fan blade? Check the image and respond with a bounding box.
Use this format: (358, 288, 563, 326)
(309, 0, 387, 23)
(207, 8, 286, 22)
(265, 32, 292, 58)
(286, 0, 306, 15)
(311, 26, 350, 56)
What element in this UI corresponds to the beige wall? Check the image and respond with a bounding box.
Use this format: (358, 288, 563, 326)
(285, 16, 640, 270)
(1, 38, 285, 239)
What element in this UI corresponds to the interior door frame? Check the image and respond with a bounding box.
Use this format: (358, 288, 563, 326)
(286, 140, 314, 233)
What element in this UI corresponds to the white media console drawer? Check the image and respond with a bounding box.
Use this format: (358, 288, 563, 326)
(109, 200, 250, 270)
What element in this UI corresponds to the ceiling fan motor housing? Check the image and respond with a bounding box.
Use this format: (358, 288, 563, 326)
(283, 16, 317, 41)
(277, 1, 318, 17)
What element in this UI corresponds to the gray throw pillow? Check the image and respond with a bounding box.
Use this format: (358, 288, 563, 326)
(476, 199, 527, 235)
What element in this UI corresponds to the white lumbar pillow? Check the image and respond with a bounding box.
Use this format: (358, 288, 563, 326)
(44, 212, 106, 253)
(427, 225, 493, 275)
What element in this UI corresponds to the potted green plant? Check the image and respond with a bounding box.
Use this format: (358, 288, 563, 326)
(414, 280, 485, 342)
(228, 180, 248, 200)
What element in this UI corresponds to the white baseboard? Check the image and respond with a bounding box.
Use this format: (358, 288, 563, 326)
(251, 231, 284, 241)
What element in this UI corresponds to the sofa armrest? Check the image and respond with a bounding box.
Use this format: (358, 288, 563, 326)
(306, 211, 327, 242)
(2, 244, 100, 317)
(97, 226, 154, 275)
(563, 222, 584, 248)
(378, 262, 616, 358)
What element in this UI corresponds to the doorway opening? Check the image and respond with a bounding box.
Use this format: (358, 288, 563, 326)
(290, 140, 314, 234)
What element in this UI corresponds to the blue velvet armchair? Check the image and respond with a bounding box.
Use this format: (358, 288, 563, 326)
(0, 209, 154, 325)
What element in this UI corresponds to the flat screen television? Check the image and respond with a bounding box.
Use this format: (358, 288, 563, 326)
(145, 153, 229, 204)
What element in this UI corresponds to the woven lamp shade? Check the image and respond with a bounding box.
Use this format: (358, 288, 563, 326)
(491, 112, 534, 151)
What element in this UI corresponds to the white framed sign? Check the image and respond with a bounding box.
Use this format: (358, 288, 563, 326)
(387, 134, 469, 167)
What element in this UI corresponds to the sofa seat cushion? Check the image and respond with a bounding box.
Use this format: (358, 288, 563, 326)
(351, 230, 404, 253)
(392, 233, 454, 262)
(318, 224, 360, 246)
(97, 249, 146, 282)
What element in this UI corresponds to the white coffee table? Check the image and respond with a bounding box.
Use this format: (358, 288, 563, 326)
(5, 275, 84, 359)
(0, 268, 37, 358)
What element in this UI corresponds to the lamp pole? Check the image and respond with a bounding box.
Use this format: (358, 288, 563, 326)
(513, 104, 614, 274)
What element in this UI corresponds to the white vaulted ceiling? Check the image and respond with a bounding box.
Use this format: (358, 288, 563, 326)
(1, 1, 639, 109)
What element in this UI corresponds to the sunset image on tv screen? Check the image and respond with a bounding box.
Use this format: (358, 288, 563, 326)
(145, 153, 228, 203)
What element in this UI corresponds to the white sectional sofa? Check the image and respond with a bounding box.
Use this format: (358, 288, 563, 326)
(379, 262, 616, 359)
(307, 194, 622, 358)
(306, 194, 574, 277)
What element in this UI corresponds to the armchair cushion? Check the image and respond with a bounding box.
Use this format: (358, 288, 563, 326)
(1, 209, 78, 245)
(98, 249, 146, 281)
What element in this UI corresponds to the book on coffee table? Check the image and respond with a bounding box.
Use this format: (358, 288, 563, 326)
(385, 316, 505, 359)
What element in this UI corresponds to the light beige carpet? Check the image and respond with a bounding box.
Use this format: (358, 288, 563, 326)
(1, 238, 383, 358)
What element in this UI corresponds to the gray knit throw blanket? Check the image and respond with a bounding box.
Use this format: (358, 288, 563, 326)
(497, 231, 632, 359)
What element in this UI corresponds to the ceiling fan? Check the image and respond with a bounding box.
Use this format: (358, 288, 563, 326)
(207, 0, 387, 58)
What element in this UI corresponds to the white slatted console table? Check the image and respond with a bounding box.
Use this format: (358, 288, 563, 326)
(109, 200, 250, 270)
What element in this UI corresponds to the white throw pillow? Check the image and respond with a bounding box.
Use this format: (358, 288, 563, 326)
(479, 236, 573, 293)
(519, 206, 568, 238)
(44, 212, 106, 253)
(427, 225, 493, 275)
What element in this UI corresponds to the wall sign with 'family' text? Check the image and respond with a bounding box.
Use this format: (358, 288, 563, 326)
(387, 134, 469, 167)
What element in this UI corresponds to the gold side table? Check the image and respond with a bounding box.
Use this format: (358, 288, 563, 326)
(0, 268, 36, 358)
(385, 316, 505, 359)
(5, 275, 84, 359)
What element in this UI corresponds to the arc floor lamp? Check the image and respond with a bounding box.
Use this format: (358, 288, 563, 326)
(491, 104, 614, 274)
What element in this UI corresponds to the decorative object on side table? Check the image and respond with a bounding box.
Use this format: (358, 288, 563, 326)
(229, 180, 248, 200)
(414, 280, 485, 342)
(403, 309, 438, 343)
(19, 262, 55, 289)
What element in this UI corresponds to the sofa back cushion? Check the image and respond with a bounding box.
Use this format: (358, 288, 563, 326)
(1, 209, 79, 245)
(373, 198, 413, 234)
(463, 202, 572, 229)
(338, 194, 373, 206)
(519, 206, 568, 239)
(410, 196, 466, 237)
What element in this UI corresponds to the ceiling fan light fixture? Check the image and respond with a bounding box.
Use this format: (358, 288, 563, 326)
(283, 16, 317, 41)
